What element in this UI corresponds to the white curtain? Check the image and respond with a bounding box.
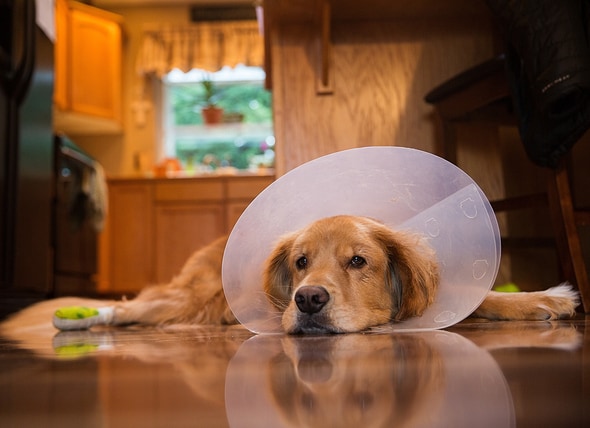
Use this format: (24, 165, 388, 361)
(136, 20, 264, 77)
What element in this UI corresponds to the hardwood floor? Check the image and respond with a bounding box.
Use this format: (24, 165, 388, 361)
(0, 314, 588, 427)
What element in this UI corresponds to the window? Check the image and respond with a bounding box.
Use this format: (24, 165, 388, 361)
(162, 65, 274, 173)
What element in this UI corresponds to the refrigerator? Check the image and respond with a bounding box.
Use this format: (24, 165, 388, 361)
(0, 0, 55, 311)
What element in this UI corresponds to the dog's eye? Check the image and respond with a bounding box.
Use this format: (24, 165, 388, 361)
(350, 255, 366, 268)
(296, 256, 308, 270)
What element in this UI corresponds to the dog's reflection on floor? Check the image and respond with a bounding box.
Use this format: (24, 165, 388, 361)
(267, 334, 445, 428)
(226, 325, 581, 428)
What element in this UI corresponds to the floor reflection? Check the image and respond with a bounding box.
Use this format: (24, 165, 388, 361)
(0, 325, 252, 427)
(0, 317, 586, 428)
(226, 331, 514, 428)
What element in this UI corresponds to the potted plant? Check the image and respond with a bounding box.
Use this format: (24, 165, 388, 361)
(200, 77, 224, 125)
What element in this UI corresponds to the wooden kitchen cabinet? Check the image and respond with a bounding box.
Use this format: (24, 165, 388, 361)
(54, 0, 123, 135)
(154, 204, 225, 283)
(226, 201, 250, 232)
(153, 180, 226, 283)
(106, 181, 153, 293)
(99, 175, 274, 294)
(225, 176, 273, 230)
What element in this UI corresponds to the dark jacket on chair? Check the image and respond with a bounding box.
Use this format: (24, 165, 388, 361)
(485, 0, 590, 168)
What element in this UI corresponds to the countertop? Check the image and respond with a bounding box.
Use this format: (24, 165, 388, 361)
(107, 168, 276, 182)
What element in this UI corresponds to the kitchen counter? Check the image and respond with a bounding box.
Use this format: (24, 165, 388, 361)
(107, 168, 275, 182)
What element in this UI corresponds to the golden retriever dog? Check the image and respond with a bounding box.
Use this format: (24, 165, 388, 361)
(8, 215, 580, 334)
(263, 215, 579, 333)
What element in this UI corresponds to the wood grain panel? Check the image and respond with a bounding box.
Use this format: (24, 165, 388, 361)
(154, 204, 225, 283)
(271, 19, 495, 176)
(154, 180, 224, 202)
(226, 176, 273, 200)
(108, 183, 153, 293)
(69, 6, 122, 120)
(226, 201, 250, 232)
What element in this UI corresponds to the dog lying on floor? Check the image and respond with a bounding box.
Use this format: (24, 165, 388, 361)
(46, 215, 580, 334)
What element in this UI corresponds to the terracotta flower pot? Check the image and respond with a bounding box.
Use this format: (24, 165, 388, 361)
(201, 106, 224, 124)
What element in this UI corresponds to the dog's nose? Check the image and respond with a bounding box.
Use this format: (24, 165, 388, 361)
(294, 286, 329, 314)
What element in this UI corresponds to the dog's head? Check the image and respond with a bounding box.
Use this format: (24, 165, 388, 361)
(263, 215, 439, 334)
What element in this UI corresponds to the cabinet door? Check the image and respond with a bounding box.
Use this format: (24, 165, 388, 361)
(69, 7, 122, 120)
(226, 201, 250, 232)
(154, 203, 225, 283)
(108, 183, 153, 292)
(225, 176, 274, 231)
(54, 0, 122, 129)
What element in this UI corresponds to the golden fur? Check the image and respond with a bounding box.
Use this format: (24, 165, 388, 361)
(111, 236, 236, 326)
(2, 215, 580, 334)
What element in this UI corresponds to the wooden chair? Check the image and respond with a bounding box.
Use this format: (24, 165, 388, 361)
(424, 55, 590, 312)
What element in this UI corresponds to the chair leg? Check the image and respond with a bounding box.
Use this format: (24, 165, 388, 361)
(547, 162, 590, 312)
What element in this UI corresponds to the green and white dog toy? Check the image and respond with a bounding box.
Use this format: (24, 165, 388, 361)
(53, 306, 115, 331)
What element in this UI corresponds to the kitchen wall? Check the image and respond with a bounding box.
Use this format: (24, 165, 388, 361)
(72, 2, 498, 179)
(69, 1, 590, 292)
(270, 18, 496, 176)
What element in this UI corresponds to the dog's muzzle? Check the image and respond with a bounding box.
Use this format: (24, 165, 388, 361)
(291, 286, 339, 334)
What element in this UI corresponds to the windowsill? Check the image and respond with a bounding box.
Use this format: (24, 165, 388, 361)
(174, 122, 273, 138)
(159, 166, 275, 178)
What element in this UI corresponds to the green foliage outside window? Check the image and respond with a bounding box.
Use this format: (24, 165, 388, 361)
(176, 138, 271, 170)
(170, 83, 272, 126)
(168, 80, 274, 171)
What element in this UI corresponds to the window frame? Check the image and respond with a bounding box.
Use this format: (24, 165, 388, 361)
(160, 66, 273, 171)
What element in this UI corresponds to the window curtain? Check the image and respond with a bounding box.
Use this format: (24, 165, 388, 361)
(135, 20, 264, 77)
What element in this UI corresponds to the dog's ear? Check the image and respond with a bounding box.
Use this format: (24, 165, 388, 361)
(263, 232, 297, 309)
(374, 226, 439, 321)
